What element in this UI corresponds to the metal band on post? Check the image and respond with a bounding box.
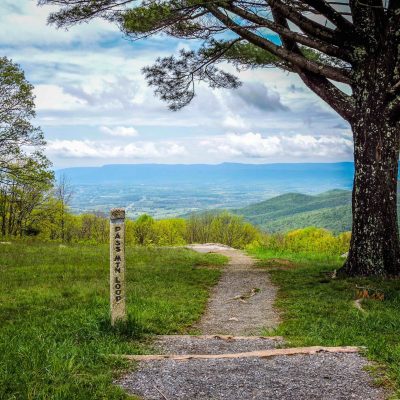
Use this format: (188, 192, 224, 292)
(110, 208, 127, 325)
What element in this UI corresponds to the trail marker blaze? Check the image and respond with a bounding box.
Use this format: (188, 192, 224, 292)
(110, 208, 127, 325)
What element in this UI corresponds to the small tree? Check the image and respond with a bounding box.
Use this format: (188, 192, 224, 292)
(39, 0, 400, 276)
(55, 173, 74, 241)
(133, 214, 156, 245)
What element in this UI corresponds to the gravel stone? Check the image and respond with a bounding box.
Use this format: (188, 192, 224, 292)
(118, 353, 386, 400)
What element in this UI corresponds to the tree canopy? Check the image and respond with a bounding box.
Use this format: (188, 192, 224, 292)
(0, 56, 51, 185)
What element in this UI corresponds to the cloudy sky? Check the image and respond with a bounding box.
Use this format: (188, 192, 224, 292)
(1, 0, 353, 168)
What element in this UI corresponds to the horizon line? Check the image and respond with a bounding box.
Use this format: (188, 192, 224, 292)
(56, 161, 354, 171)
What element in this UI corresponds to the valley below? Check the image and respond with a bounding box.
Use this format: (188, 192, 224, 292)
(62, 162, 357, 232)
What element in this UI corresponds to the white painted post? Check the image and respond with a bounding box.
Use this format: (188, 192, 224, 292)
(110, 208, 127, 325)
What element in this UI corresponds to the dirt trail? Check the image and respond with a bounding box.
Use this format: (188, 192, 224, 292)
(116, 244, 387, 400)
(188, 244, 280, 335)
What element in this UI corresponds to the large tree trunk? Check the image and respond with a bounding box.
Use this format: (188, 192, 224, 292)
(342, 122, 400, 276)
(340, 55, 400, 276)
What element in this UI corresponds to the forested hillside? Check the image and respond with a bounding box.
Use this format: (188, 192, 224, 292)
(234, 190, 353, 233)
(235, 189, 400, 233)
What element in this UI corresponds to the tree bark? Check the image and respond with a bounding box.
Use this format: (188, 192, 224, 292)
(340, 55, 400, 276)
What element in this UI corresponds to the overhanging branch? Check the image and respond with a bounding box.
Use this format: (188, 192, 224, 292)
(270, 7, 354, 122)
(301, 0, 355, 32)
(267, 0, 343, 45)
(221, 2, 352, 62)
(208, 5, 352, 84)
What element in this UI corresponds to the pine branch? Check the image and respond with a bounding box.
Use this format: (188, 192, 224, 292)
(38, 0, 133, 27)
(143, 40, 242, 110)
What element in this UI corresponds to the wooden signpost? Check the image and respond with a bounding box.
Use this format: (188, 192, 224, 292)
(110, 208, 127, 325)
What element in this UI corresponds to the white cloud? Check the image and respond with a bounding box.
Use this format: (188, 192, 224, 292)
(46, 140, 186, 159)
(100, 126, 139, 137)
(202, 132, 353, 159)
(34, 85, 86, 110)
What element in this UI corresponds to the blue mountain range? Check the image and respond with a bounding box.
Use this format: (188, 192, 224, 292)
(58, 162, 355, 190)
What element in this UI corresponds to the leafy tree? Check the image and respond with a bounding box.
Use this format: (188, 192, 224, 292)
(0, 57, 48, 184)
(77, 213, 109, 243)
(0, 57, 53, 238)
(133, 214, 156, 245)
(186, 212, 216, 243)
(186, 211, 261, 248)
(37, 1, 400, 275)
(154, 218, 187, 245)
(31, 196, 67, 241)
(209, 212, 261, 247)
(0, 159, 53, 237)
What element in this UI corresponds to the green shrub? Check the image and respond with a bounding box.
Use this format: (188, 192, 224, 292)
(154, 218, 187, 246)
(257, 226, 350, 256)
(131, 214, 157, 245)
(186, 211, 261, 248)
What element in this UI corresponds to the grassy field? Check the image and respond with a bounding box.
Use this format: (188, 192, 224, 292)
(249, 247, 400, 397)
(4, 242, 400, 399)
(0, 243, 227, 400)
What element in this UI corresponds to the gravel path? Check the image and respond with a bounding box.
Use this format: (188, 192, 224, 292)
(117, 244, 387, 400)
(118, 353, 385, 400)
(191, 244, 280, 335)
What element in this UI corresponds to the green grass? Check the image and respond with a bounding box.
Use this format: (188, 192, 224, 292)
(249, 246, 400, 396)
(0, 243, 227, 399)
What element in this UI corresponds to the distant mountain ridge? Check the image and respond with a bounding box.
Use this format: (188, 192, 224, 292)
(58, 162, 354, 187)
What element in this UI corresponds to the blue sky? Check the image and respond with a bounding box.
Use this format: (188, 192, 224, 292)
(1, 0, 353, 168)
